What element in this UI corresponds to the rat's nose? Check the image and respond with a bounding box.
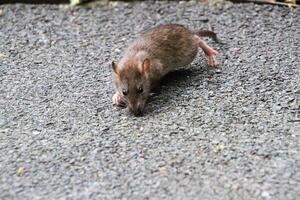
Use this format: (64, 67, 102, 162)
(128, 103, 144, 116)
(129, 105, 143, 116)
(133, 108, 143, 116)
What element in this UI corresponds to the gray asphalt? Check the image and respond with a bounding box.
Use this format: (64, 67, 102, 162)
(0, 1, 299, 200)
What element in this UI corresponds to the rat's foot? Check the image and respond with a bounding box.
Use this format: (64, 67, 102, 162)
(206, 52, 219, 67)
(112, 92, 126, 107)
(198, 39, 219, 67)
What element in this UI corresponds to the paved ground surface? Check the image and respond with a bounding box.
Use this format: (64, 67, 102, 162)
(0, 1, 299, 199)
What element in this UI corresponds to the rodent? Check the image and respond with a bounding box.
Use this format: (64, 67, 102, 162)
(112, 24, 220, 116)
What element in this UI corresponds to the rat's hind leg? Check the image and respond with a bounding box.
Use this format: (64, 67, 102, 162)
(112, 91, 126, 107)
(198, 38, 219, 66)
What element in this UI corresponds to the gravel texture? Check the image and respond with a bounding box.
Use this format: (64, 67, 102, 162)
(0, 1, 299, 199)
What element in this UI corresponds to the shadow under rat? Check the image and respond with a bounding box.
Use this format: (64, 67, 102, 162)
(140, 65, 218, 116)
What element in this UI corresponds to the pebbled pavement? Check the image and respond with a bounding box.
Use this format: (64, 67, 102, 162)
(0, 1, 299, 199)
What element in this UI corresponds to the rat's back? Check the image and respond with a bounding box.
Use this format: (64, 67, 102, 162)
(127, 24, 199, 71)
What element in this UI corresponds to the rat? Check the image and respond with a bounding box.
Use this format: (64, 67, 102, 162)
(111, 24, 220, 116)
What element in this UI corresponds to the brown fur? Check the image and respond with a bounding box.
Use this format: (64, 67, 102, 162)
(112, 24, 219, 116)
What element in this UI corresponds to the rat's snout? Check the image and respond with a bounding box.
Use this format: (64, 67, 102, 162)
(128, 101, 145, 116)
(132, 108, 143, 116)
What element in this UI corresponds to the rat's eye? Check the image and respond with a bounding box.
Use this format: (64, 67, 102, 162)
(122, 89, 128, 96)
(137, 87, 143, 94)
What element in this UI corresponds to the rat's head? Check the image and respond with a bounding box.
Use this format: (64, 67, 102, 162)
(112, 58, 151, 116)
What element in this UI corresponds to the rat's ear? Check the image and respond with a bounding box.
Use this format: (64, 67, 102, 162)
(112, 61, 119, 74)
(141, 58, 150, 74)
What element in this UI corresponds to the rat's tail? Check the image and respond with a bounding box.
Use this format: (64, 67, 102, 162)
(195, 30, 226, 44)
(195, 30, 218, 41)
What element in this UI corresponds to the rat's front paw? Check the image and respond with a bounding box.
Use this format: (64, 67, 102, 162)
(112, 92, 126, 107)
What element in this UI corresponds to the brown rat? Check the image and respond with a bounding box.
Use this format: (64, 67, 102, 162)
(112, 24, 219, 116)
